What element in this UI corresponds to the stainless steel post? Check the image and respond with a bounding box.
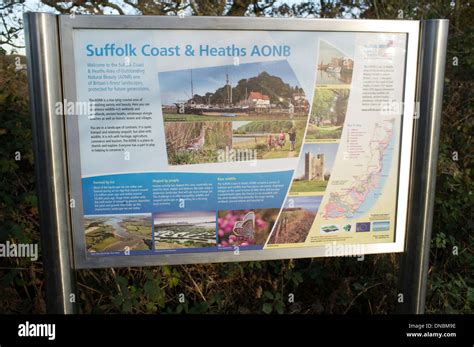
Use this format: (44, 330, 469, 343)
(24, 12, 77, 314)
(398, 19, 449, 314)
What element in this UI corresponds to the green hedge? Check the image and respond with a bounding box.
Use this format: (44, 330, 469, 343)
(0, 2, 472, 313)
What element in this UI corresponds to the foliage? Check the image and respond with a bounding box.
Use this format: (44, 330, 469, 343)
(311, 88, 349, 126)
(0, 54, 45, 313)
(165, 121, 232, 164)
(235, 120, 294, 134)
(0, 1, 472, 314)
(193, 71, 302, 105)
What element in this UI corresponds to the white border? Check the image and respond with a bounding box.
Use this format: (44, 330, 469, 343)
(59, 16, 420, 268)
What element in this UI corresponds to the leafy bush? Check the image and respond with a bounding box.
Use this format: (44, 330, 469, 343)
(0, 1, 472, 314)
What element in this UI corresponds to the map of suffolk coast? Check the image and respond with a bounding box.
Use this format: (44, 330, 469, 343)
(324, 118, 395, 219)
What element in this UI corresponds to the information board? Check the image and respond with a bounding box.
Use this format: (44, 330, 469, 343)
(59, 17, 419, 268)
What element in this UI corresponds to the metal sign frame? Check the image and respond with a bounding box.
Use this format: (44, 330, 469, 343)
(24, 13, 448, 314)
(59, 15, 419, 269)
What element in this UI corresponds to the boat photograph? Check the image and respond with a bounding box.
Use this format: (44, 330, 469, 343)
(159, 60, 309, 122)
(316, 40, 354, 86)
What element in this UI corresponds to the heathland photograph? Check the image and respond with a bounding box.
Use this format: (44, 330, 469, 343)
(154, 211, 216, 250)
(164, 121, 232, 165)
(232, 120, 305, 160)
(268, 196, 322, 244)
(307, 87, 350, 140)
(290, 143, 338, 194)
(316, 39, 354, 86)
(159, 60, 309, 122)
(84, 214, 153, 253)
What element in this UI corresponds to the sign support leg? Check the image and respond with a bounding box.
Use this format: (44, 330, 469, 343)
(398, 19, 449, 314)
(24, 12, 77, 314)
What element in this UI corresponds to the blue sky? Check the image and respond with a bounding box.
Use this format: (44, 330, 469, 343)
(154, 210, 215, 225)
(318, 39, 349, 63)
(158, 60, 301, 105)
(5, 1, 361, 54)
(295, 143, 339, 178)
(284, 195, 322, 213)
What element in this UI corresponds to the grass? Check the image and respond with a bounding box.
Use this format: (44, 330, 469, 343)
(233, 138, 296, 159)
(85, 219, 152, 252)
(306, 124, 342, 139)
(155, 241, 188, 249)
(232, 121, 306, 159)
(269, 209, 315, 244)
(125, 221, 152, 238)
(232, 136, 265, 149)
(168, 148, 220, 165)
(261, 148, 297, 159)
(155, 225, 216, 249)
(290, 180, 328, 193)
(86, 227, 120, 252)
(163, 113, 307, 122)
(1, 2, 472, 317)
(165, 122, 232, 165)
(93, 236, 121, 251)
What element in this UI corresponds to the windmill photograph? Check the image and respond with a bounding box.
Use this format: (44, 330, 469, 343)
(290, 143, 339, 194)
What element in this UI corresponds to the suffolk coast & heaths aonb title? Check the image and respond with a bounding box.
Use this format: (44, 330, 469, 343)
(85, 43, 292, 57)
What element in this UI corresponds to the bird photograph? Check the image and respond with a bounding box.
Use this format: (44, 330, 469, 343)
(164, 121, 232, 165)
